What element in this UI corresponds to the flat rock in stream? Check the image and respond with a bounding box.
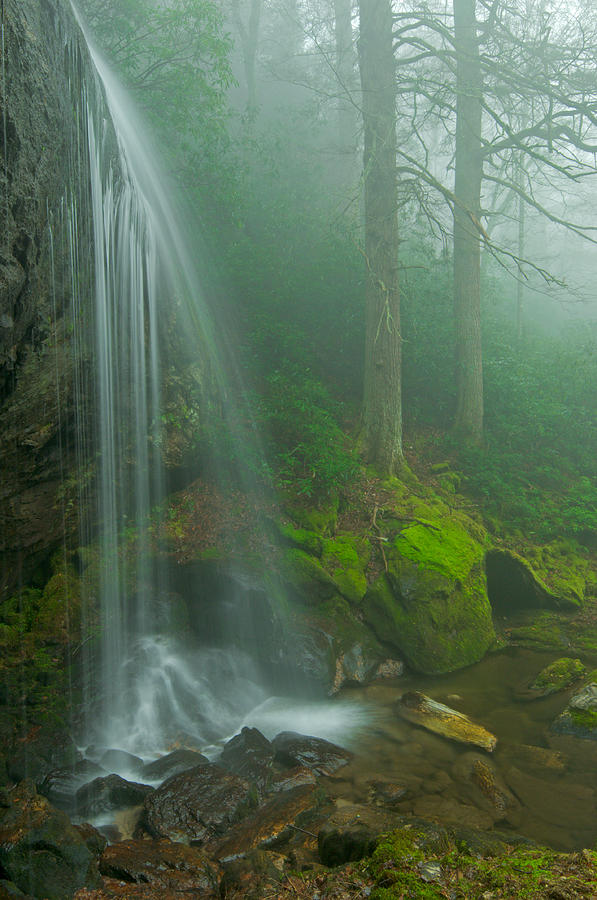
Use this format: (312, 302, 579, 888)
(143, 763, 251, 844)
(100, 838, 221, 895)
(272, 731, 353, 775)
(398, 692, 497, 752)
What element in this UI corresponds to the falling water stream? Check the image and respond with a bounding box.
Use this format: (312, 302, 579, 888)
(67, 7, 364, 763)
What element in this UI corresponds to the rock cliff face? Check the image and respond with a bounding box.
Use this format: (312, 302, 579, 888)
(0, 0, 95, 597)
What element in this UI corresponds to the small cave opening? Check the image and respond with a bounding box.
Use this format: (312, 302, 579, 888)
(485, 549, 551, 615)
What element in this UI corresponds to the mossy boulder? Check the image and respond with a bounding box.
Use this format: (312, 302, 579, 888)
(277, 523, 324, 557)
(321, 535, 369, 604)
(362, 511, 494, 674)
(551, 682, 597, 740)
(529, 657, 586, 696)
(280, 548, 337, 603)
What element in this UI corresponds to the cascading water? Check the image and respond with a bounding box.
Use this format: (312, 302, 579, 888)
(69, 10, 273, 758)
(65, 6, 369, 765)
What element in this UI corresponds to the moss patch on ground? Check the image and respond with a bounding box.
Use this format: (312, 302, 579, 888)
(272, 824, 597, 900)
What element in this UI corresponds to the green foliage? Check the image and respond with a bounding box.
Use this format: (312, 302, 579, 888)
(254, 357, 358, 498)
(80, 0, 234, 214)
(0, 559, 81, 727)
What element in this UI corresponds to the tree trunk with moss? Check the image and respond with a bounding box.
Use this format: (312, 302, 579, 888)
(358, 0, 402, 474)
(453, 0, 483, 442)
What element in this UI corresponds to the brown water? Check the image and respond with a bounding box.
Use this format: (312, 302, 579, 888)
(326, 648, 597, 851)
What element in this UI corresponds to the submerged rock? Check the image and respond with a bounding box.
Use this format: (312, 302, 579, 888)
(517, 657, 586, 700)
(551, 682, 597, 740)
(398, 692, 497, 752)
(272, 732, 353, 775)
(143, 763, 251, 844)
(0, 781, 102, 899)
(141, 749, 209, 783)
(100, 838, 220, 894)
(75, 775, 154, 818)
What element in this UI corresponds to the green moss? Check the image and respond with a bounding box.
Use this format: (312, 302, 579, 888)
(363, 565, 494, 676)
(322, 535, 369, 603)
(277, 522, 324, 557)
(530, 657, 586, 694)
(507, 612, 570, 650)
(281, 547, 337, 603)
(282, 495, 339, 535)
(569, 707, 597, 730)
(393, 515, 485, 584)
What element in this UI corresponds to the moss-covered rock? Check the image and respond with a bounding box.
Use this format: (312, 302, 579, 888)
(277, 523, 324, 557)
(280, 548, 337, 603)
(322, 535, 369, 604)
(529, 657, 586, 696)
(363, 561, 494, 675)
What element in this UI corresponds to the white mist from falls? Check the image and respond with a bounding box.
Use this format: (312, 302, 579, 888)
(71, 7, 371, 762)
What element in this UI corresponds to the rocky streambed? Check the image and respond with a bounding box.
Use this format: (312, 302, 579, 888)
(2, 647, 597, 898)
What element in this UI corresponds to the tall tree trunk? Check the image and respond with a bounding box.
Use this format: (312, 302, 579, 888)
(231, 0, 262, 114)
(516, 151, 525, 343)
(334, 0, 356, 156)
(453, 0, 483, 442)
(358, 0, 402, 474)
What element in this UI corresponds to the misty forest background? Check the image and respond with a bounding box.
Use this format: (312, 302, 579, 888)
(80, 0, 597, 543)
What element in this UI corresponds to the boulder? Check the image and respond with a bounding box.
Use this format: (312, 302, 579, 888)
(99, 750, 144, 776)
(218, 727, 274, 793)
(7, 728, 81, 786)
(398, 692, 497, 752)
(143, 763, 251, 844)
(272, 732, 353, 775)
(100, 838, 221, 895)
(75, 775, 154, 818)
(516, 657, 586, 700)
(551, 682, 597, 740)
(141, 749, 209, 783)
(270, 767, 317, 793)
(208, 784, 317, 861)
(363, 510, 494, 674)
(38, 760, 105, 812)
(0, 781, 102, 898)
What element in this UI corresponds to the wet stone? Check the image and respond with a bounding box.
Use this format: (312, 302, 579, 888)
(143, 763, 251, 845)
(207, 784, 317, 861)
(272, 731, 353, 775)
(99, 749, 144, 776)
(141, 749, 209, 783)
(270, 766, 318, 793)
(398, 692, 497, 752)
(76, 774, 154, 818)
(218, 727, 274, 792)
(39, 759, 106, 812)
(0, 781, 102, 899)
(551, 682, 597, 740)
(100, 838, 221, 895)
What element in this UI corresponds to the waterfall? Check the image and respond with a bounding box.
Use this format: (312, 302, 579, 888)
(69, 8, 271, 758)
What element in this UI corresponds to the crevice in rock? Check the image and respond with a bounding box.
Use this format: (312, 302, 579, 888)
(485, 549, 553, 615)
